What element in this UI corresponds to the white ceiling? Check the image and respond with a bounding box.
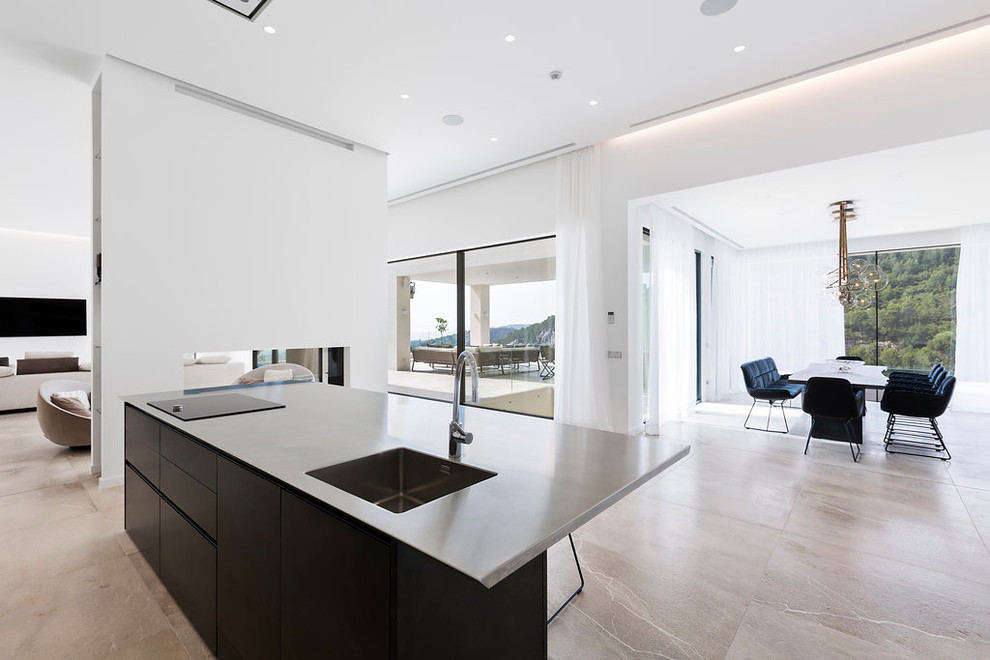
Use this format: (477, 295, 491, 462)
(646, 129, 990, 249)
(3, 0, 990, 202)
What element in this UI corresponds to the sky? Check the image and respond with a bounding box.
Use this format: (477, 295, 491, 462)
(409, 281, 555, 341)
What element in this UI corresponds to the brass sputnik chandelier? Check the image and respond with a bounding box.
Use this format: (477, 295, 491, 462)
(823, 200, 888, 310)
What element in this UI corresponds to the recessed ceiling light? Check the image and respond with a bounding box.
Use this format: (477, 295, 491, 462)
(504, 34, 516, 43)
(734, 44, 746, 53)
(700, 0, 738, 17)
(490, 137, 499, 142)
(442, 114, 464, 126)
(263, 25, 276, 34)
(399, 93, 410, 99)
(588, 100, 599, 106)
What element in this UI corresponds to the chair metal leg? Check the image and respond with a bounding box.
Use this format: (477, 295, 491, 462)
(744, 399, 757, 428)
(849, 442, 861, 462)
(884, 414, 951, 460)
(744, 398, 791, 434)
(804, 428, 813, 455)
(547, 533, 584, 625)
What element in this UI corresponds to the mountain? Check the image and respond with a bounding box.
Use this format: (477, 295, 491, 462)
(409, 316, 555, 349)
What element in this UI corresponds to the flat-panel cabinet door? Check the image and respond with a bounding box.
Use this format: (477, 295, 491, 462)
(124, 464, 160, 575)
(217, 457, 281, 660)
(160, 500, 217, 653)
(281, 491, 390, 660)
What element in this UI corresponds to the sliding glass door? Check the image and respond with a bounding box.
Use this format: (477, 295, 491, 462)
(387, 254, 459, 402)
(463, 239, 556, 418)
(387, 237, 556, 417)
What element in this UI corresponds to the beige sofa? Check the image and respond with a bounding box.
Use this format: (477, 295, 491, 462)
(1, 369, 92, 412)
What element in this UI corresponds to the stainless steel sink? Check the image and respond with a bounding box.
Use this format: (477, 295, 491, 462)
(306, 448, 497, 513)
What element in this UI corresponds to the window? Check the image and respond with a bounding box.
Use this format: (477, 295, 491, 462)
(843, 246, 959, 372)
(387, 237, 556, 418)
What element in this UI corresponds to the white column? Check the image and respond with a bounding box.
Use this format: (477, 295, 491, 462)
(470, 284, 490, 346)
(396, 277, 412, 370)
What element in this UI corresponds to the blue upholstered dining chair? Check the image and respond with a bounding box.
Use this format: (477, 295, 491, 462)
(739, 357, 805, 433)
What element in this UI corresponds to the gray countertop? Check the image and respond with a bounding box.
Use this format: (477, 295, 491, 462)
(122, 384, 689, 588)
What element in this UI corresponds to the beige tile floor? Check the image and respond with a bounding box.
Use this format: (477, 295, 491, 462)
(548, 397, 990, 658)
(2, 396, 989, 659)
(0, 411, 209, 659)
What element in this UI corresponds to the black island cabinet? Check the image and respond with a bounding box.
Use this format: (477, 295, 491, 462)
(123, 404, 547, 659)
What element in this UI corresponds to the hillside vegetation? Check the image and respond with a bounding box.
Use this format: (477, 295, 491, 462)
(844, 247, 958, 372)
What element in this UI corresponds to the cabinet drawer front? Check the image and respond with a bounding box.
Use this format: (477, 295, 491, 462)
(161, 458, 217, 539)
(126, 430, 160, 487)
(125, 406, 160, 451)
(161, 426, 217, 492)
(124, 464, 160, 575)
(161, 500, 217, 653)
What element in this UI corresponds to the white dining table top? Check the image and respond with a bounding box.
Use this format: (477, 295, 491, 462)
(787, 362, 889, 389)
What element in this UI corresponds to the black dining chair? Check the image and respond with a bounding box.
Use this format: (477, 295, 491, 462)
(881, 375, 956, 460)
(801, 376, 866, 462)
(836, 355, 865, 362)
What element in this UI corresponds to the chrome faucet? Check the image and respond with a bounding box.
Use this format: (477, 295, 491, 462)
(449, 350, 479, 458)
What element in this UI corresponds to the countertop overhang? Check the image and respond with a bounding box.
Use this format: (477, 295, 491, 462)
(122, 384, 689, 588)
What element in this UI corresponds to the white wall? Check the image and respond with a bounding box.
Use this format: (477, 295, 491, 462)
(387, 158, 556, 260)
(0, 230, 91, 362)
(387, 25, 990, 434)
(98, 57, 387, 486)
(0, 41, 93, 364)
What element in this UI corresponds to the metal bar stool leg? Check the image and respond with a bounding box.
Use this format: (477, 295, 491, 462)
(547, 533, 584, 625)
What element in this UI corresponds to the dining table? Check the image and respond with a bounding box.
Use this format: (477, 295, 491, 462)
(787, 362, 889, 390)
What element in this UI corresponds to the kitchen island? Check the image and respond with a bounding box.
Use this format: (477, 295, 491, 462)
(122, 383, 689, 659)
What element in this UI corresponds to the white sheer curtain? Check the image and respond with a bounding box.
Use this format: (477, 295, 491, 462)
(734, 242, 845, 375)
(645, 209, 697, 434)
(710, 240, 747, 398)
(953, 223, 990, 412)
(706, 239, 844, 401)
(554, 146, 613, 431)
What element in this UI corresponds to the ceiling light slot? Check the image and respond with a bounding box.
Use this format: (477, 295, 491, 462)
(389, 143, 578, 204)
(174, 82, 356, 151)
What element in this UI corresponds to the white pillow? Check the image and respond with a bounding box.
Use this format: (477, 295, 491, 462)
(0, 366, 14, 378)
(51, 389, 91, 413)
(182, 357, 196, 366)
(78, 361, 92, 371)
(264, 368, 294, 383)
(196, 354, 231, 365)
(25, 350, 75, 359)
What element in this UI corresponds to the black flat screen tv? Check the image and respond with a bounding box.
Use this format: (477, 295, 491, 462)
(0, 297, 87, 337)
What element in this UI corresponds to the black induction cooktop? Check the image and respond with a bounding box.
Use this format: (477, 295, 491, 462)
(148, 393, 285, 421)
